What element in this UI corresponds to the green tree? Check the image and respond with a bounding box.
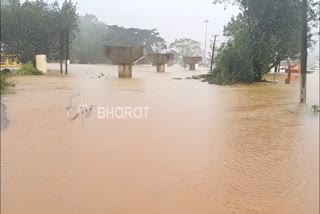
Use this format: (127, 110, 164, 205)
(0, 0, 9, 6)
(0, 0, 79, 63)
(71, 14, 107, 64)
(211, 0, 319, 83)
(169, 38, 202, 63)
(70, 15, 167, 64)
(102, 26, 166, 53)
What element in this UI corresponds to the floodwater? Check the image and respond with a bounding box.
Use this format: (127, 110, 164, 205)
(1, 64, 319, 214)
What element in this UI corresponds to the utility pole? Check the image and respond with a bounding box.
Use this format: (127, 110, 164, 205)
(204, 19, 209, 67)
(210, 34, 217, 74)
(59, 28, 70, 75)
(300, 0, 308, 103)
(65, 27, 69, 75)
(60, 29, 64, 74)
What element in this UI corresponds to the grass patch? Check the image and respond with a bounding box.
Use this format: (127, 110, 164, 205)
(15, 62, 43, 76)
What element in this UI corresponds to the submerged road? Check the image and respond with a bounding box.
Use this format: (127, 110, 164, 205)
(1, 64, 319, 214)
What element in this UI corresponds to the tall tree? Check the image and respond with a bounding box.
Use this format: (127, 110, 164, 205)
(169, 38, 202, 63)
(0, 0, 9, 6)
(212, 0, 319, 83)
(0, 0, 79, 63)
(70, 16, 167, 64)
(300, 0, 308, 103)
(102, 26, 166, 53)
(71, 14, 107, 64)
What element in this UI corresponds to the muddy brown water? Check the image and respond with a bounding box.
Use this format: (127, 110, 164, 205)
(1, 64, 319, 214)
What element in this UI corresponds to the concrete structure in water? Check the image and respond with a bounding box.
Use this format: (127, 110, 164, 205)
(147, 53, 174, 73)
(183, 56, 202, 71)
(104, 46, 145, 78)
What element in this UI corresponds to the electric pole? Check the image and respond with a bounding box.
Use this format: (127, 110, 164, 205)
(65, 27, 69, 75)
(210, 34, 217, 74)
(59, 28, 70, 75)
(60, 29, 64, 74)
(204, 19, 209, 67)
(300, 0, 308, 103)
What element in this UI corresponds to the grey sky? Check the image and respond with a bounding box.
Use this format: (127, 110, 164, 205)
(36, 0, 239, 46)
(23, 0, 318, 60)
(74, 0, 239, 44)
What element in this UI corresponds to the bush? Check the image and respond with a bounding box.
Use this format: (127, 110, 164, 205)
(0, 71, 15, 95)
(15, 62, 43, 76)
(310, 105, 320, 113)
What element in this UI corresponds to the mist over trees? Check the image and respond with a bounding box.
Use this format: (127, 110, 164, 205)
(169, 38, 202, 64)
(70, 14, 167, 64)
(71, 16, 204, 65)
(0, 0, 9, 6)
(0, 0, 79, 63)
(1, 0, 204, 66)
(70, 14, 106, 64)
(211, 0, 319, 84)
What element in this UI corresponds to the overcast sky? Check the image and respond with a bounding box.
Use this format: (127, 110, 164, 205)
(23, 0, 319, 59)
(36, 0, 240, 48)
(74, 0, 239, 44)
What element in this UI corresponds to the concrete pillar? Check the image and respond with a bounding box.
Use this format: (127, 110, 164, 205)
(189, 64, 195, 71)
(35, 55, 47, 74)
(156, 64, 165, 73)
(118, 65, 132, 78)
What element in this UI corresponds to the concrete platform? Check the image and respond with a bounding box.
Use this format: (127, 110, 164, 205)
(104, 46, 145, 78)
(148, 53, 174, 73)
(183, 56, 202, 71)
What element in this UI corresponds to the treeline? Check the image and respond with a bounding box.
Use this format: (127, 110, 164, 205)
(0, 1, 168, 64)
(0, 0, 203, 65)
(0, 0, 78, 63)
(211, 0, 319, 83)
(70, 14, 167, 64)
(70, 15, 203, 64)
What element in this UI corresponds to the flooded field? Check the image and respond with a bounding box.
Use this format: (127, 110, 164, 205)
(1, 64, 319, 214)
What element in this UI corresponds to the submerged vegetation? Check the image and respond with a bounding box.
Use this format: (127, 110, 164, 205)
(309, 104, 320, 114)
(0, 62, 43, 95)
(190, 74, 234, 85)
(15, 62, 43, 76)
(0, 71, 15, 95)
(187, 74, 233, 85)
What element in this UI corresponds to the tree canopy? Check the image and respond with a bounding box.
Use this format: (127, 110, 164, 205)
(70, 14, 167, 64)
(0, 0, 79, 63)
(0, 0, 9, 6)
(70, 14, 107, 64)
(169, 38, 202, 64)
(211, 0, 319, 83)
